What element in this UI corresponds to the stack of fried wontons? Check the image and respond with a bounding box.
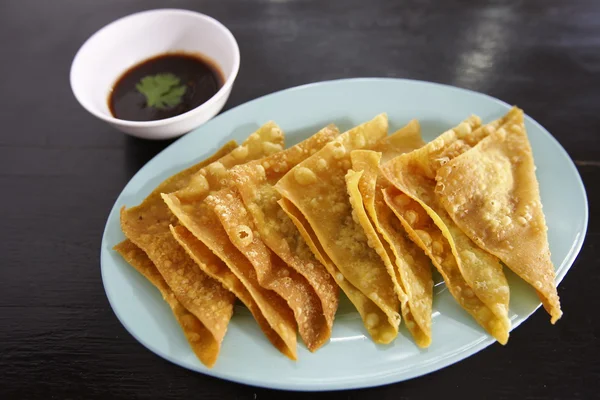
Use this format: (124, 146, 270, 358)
(115, 107, 561, 367)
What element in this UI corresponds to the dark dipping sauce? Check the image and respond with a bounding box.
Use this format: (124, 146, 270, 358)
(109, 52, 224, 121)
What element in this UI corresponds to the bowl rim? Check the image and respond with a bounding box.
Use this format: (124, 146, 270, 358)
(69, 8, 240, 128)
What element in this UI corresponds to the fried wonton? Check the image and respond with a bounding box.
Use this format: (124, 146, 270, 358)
(114, 240, 221, 367)
(170, 225, 296, 359)
(206, 187, 329, 351)
(350, 148, 433, 348)
(162, 123, 299, 359)
(429, 107, 524, 167)
(381, 116, 512, 344)
(383, 188, 510, 343)
(277, 197, 392, 342)
(119, 141, 238, 367)
(372, 119, 426, 163)
(277, 197, 333, 270)
(276, 114, 402, 344)
(436, 118, 562, 323)
(221, 125, 340, 351)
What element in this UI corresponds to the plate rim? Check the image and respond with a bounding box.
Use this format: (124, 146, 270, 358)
(100, 77, 589, 391)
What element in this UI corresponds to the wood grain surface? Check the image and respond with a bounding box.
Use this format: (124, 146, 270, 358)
(1, 1, 598, 399)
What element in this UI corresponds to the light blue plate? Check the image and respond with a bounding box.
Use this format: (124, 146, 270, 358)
(101, 78, 588, 391)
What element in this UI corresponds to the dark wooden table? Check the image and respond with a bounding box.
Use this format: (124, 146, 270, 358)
(1, 1, 598, 398)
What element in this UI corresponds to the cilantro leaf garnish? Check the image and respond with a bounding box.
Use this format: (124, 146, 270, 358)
(135, 73, 187, 109)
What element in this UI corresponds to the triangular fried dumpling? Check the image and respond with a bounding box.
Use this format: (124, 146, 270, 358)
(119, 141, 237, 367)
(381, 116, 512, 344)
(223, 125, 340, 351)
(170, 225, 297, 358)
(114, 240, 221, 367)
(346, 169, 404, 302)
(383, 187, 509, 343)
(436, 119, 562, 323)
(372, 119, 426, 163)
(162, 123, 299, 359)
(277, 197, 393, 341)
(207, 186, 331, 352)
(350, 147, 433, 348)
(276, 114, 402, 344)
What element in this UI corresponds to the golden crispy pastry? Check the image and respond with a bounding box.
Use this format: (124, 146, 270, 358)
(207, 187, 329, 351)
(227, 125, 340, 351)
(276, 114, 401, 344)
(170, 225, 297, 359)
(162, 123, 298, 359)
(381, 115, 512, 344)
(436, 115, 562, 323)
(119, 141, 237, 367)
(277, 196, 392, 342)
(114, 240, 222, 367)
(349, 140, 433, 347)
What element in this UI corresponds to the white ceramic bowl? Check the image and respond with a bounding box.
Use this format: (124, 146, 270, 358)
(70, 9, 240, 139)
